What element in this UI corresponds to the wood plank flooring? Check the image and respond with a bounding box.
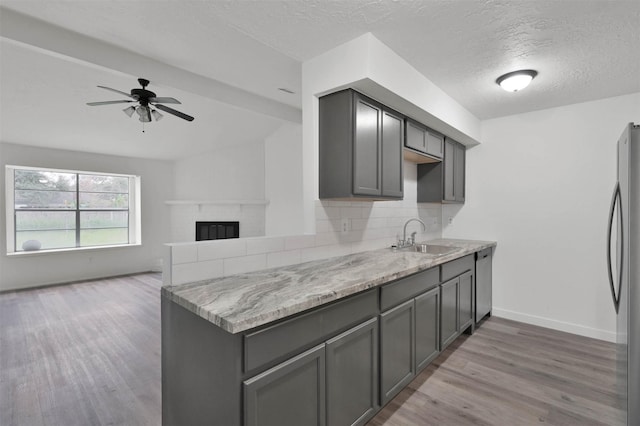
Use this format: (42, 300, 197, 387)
(0, 273, 162, 426)
(368, 318, 622, 426)
(0, 273, 622, 426)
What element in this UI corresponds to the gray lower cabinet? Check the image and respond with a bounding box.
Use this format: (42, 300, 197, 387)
(459, 270, 474, 333)
(319, 89, 404, 200)
(326, 318, 379, 426)
(244, 317, 379, 426)
(440, 277, 459, 350)
(164, 251, 489, 426)
(380, 299, 415, 404)
(415, 287, 440, 371)
(244, 344, 326, 426)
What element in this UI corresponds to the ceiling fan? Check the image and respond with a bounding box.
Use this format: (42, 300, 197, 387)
(87, 78, 194, 123)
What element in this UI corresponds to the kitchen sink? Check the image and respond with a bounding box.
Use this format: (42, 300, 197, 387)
(396, 244, 459, 256)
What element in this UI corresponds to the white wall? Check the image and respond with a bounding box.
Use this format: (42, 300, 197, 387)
(443, 92, 640, 341)
(170, 141, 267, 241)
(265, 123, 304, 236)
(0, 142, 174, 291)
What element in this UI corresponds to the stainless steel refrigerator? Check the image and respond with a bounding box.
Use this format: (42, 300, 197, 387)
(607, 122, 639, 426)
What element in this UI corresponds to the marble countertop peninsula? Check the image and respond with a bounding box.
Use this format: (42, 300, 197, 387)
(161, 238, 496, 334)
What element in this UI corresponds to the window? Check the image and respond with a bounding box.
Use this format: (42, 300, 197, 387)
(6, 166, 141, 253)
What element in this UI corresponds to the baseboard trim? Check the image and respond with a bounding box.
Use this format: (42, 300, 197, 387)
(0, 270, 157, 294)
(492, 307, 616, 343)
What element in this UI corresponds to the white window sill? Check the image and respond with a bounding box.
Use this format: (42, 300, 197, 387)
(6, 243, 142, 257)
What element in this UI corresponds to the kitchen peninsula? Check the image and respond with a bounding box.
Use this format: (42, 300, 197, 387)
(161, 238, 496, 426)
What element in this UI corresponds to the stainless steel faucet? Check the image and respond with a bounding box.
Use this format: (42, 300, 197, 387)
(399, 218, 426, 248)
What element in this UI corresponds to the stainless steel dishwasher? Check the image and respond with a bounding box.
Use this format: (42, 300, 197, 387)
(475, 248, 493, 323)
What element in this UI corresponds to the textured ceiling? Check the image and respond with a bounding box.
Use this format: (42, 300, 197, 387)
(1, 0, 639, 160)
(204, 0, 640, 119)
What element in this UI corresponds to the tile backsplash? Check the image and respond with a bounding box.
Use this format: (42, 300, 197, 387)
(164, 160, 443, 285)
(165, 198, 442, 285)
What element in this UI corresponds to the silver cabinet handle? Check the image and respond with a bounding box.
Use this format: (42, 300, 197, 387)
(607, 182, 623, 314)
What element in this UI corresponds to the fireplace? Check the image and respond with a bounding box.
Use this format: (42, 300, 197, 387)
(195, 221, 239, 241)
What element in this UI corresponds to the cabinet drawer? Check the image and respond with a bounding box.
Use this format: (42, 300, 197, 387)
(244, 289, 377, 372)
(441, 254, 474, 281)
(380, 268, 439, 311)
(477, 247, 492, 259)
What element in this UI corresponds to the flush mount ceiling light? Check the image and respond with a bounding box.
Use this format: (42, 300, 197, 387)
(496, 69, 538, 92)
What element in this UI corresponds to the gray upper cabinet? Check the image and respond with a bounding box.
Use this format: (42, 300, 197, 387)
(319, 89, 403, 200)
(353, 96, 381, 196)
(417, 137, 466, 203)
(452, 139, 466, 203)
(443, 140, 456, 201)
(381, 109, 404, 197)
(244, 344, 326, 426)
(405, 118, 444, 159)
(326, 318, 379, 426)
(405, 119, 427, 152)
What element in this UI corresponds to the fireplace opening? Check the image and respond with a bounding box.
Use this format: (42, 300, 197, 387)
(196, 221, 239, 241)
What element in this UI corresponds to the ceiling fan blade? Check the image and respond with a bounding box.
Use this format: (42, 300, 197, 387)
(97, 85, 135, 98)
(149, 97, 181, 104)
(154, 103, 194, 121)
(87, 100, 134, 106)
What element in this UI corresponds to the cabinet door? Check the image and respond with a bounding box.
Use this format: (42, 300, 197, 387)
(415, 287, 440, 372)
(381, 109, 404, 198)
(443, 139, 456, 202)
(326, 318, 378, 426)
(426, 131, 444, 159)
(353, 94, 381, 196)
(244, 344, 326, 426)
(440, 277, 459, 350)
(459, 271, 474, 333)
(380, 299, 415, 404)
(454, 143, 466, 202)
(405, 120, 427, 152)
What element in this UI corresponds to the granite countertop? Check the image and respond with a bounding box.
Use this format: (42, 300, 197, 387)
(161, 238, 496, 334)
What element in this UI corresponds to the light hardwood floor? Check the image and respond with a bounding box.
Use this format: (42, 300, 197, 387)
(0, 273, 622, 425)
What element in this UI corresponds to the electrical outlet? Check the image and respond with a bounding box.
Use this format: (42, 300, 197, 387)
(341, 218, 350, 233)
(448, 217, 454, 225)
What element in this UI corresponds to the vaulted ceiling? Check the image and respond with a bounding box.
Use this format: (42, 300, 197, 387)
(1, 1, 639, 160)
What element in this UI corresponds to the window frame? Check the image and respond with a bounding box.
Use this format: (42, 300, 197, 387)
(6, 165, 141, 255)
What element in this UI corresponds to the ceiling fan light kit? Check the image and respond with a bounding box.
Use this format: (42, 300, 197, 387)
(87, 78, 194, 127)
(496, 69, 538, 92)
(151, 110, 164, 121)
(123, 106, 136, 117)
